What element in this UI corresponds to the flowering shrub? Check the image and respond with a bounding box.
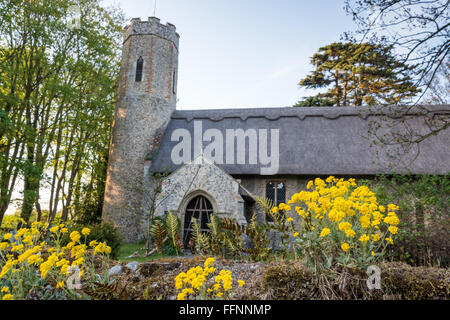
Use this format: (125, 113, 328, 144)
(174, 257, 245, 300)
(272, 177, 400, 269)
(0, 217, 112, 300)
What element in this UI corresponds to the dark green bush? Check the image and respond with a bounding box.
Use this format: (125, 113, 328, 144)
(362, 174, 450, 267)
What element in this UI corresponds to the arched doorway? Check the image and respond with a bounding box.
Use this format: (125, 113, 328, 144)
(183, 195, 213, 248)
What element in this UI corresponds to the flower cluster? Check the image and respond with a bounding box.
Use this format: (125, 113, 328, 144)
(273, 177, 400, 268)
(174, 257, 244, 300)
(0, 219, 111, 300)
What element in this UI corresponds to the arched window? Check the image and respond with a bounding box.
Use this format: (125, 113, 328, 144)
(183, 195, 213, 248)
(265, 181, 286, 221)
(135, 56, 143, 82)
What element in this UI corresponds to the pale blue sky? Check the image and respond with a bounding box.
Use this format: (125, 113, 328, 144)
(103, 0, 357, 109)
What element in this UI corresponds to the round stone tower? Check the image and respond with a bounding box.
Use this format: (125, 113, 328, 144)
(102, 17, 179, 242)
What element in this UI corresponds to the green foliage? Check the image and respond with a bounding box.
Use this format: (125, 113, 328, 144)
(255, 196, 290, 248)
(297, 42, 420, 106)
(191, 218, 210, 255)
(363, 174, 450, 267)
(206, 214, 226, 256)
(244, 214, 271, 261)
(220, 218, 245, 259)
(0, 0, 124, 226)
(150, 219, 166, 255)
(165, 212, 184, 255)
(67, 222, 122, 259)
(294, 96, 335, 107)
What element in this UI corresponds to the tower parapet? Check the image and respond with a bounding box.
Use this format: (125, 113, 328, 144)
(123, 17, 179, 50)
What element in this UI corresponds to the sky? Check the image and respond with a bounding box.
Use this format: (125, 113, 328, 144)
(103, 0, 357, 109)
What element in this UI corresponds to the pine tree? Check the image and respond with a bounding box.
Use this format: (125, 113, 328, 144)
(296, 42, 420, 107)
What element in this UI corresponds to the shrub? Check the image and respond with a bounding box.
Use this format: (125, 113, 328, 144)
(174, 257, 245, 300)
(262, 261, 449, 300)
(367, 174, 450, 267)
(63, 222, 122, 259)
(0, 217, 112, 300)
(276, 177, 400, 270)
(263, 263, 315, 299)
(380, 261, 450, 299)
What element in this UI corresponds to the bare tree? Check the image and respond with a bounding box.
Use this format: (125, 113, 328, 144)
(344, 0, 449, 101)
(344, 1, 449, 168)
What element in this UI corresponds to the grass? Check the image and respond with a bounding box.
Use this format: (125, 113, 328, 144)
(117, 242, 182, 262)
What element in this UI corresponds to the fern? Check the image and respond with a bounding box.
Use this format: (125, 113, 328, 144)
(254, 195, 290, 236)
(150, 219, 166, 255)
(165, 211, 181, 255)
(244, 213, 271, 261)
(191, 218, 210, 255)
(220, 218, 244, 258)
(207, 215, 224, 256)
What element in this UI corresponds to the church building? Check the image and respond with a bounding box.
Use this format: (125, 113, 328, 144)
(102, 17, 450, 243)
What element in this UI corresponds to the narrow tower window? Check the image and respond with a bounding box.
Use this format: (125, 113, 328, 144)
(172, 69, 177, 94)
(135, 56, 143, 82)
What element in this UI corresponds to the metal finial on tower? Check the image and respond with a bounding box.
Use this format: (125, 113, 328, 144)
(153, 0, 157, 16)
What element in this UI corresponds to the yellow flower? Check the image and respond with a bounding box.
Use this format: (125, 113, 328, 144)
(360, 215, 371, 229)
(89, 240, 98, 247)
(216, 291, 223, 298)
(359, 234, 370, 244)
(11, 244, 24, 253)
(372, 234, 380, 242)
(271, 207, 278, 213)
(27, 254, 43, 266)
(384, 214, 400, 226)
(345, 228, 356, 238)
(60, 228, 68, 234)
(204, 257, 215, 268)
(320, 228, 331, 237)
(341, 243, 350, 252)
(238, 280, 245, 287)
(388, 226, 398, 234)
(56, 281, 64, 288)
(371, 251, 376, 256)
(81, 228, 91, 236)
(70, 231, 81, 243)
(293, 232, 299, 237)
(286, 217, 293, 223)
(23, 235, 33, 245)
(1, 287, 9, 293)
(2, 293, 13, 300)
(3, 233, 12, 241)
(387, 204, 399, 211)
(49, 225, 59, 233)
(15, 228, 28, 238)
(338, 222, 352, 231)
(385, 237, 394, 245)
